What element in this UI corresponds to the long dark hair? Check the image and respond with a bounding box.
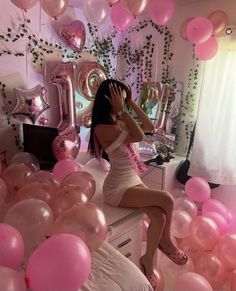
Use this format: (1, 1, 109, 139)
(88, 79, 128, 157)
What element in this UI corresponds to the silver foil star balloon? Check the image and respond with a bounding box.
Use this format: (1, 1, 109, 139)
(11, 85, 50, 124)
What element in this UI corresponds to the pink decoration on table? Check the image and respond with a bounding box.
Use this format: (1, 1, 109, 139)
(0, 223, 24, 270)
(53, 202, 107, 251)
(185, 177, 211, 202)
(121, 0, 148, 16)
(59, 20, 86, 53)
(60, 170, 96, 200)
(175, 272, 213, 291)
(52, 159, 81, 183)
(186, 17, 213, 44)
(179, 17, 194, 40)
(0, 266, 27, 291)
(10, 0, 38, 10)
(208, 10, 229, 36)
(83, 0, 110, 25)
(148, 0, 175, 26)
(194, 253, 228, 289)
(110, 2, 134, 31)
(26, 233, 91, 291)
(40, 0, 69, 19)
(52, 131, 81, 161)
(189, 216, 220, 251)
(195, 36, 218, 61)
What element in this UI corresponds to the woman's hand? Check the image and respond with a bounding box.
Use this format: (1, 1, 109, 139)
(108, 83, 124, 115)
(125, 85, 133, 107)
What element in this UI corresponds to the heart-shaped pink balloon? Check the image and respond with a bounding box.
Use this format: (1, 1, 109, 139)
(59, 20, 86, 53)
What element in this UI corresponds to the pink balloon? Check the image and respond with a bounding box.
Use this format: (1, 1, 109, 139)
(10, 0, 38, 10)
(0, 266, 26, 291)
(186, 17, 213, 44)
(231, 269, 236, 291)
(10, 152, 40, 172)
(15, 182, 56, 207)
(189, 216, 220, 251)
(174, 197, 198, 218)
(175, 272, 213, 291)
(52, 131, 81, 161)
(204, 212, 228, 235)
(83, 0, 110, 25)
(180, 17, 194, 40)
(171, 210, 192, 239)
(185, 177, 211, 202)
(4, 199, 54, 260)
(52, 159, 81, 183)
(1, 164, 33, 201)
(227, 213, 236, 234)
(40, 0, 69, 19)
(217, 234, 236, 270)
(194, 253, 228, 289)
(61, 170, 96, 200)
(59, 20, 86, 53)
(148, 0, 175, 26)
(110, 2, 134, 31)
(195, 36, 218, 61)
(26, 233, 91, 291)
(121, 0, 148, 16)
(26, 170, 60, 192)
(178, 237, 202, 262)
(202, 198, 231, 223)
(52, 185, 88, 219)
(0, 178, 7, 200)
(53, 202, 107, 251)
(0, 223, 24, 269)
(208, 10, 229, 35)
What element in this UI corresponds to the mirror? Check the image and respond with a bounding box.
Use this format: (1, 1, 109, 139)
(139, 81, 183, 152)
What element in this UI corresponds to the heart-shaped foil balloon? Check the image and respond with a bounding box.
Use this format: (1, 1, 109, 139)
(52, 131, 81, 161)
(59, 20, 86, 53)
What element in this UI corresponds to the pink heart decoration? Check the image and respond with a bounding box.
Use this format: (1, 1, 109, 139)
(59, 20, 86, 53)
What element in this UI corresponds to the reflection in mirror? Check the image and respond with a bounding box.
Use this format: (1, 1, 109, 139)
(139, 81, 183, 155)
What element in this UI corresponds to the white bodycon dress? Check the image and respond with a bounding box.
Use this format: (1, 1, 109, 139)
(103, 130, 144, 207)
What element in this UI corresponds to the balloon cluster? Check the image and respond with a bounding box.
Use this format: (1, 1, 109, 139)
(10, 0, 176, 30)
(180, 10, 229, 61)
(0, 151, 110, 291)
(142, 176, 236, 291)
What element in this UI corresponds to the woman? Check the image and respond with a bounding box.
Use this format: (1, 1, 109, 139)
(88, 79, 188, 289)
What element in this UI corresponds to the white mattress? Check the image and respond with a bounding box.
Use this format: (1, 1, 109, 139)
(81, 242, 152, 291)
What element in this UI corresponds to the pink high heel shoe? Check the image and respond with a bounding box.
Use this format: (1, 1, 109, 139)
(158, 244, 188, 265)
(139, 259, 158, 291)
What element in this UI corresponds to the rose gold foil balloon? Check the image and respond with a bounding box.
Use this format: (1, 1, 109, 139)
(61, 171, 96, 200)
(40, 0, 69, 19)
(53, 202, 107, 251)
(4, 199, 54, 260)
(10, 152, 40, 172)
(50, 62, 77, 135)
(26, 170, 60, 192)
(121, 0, 148, 16)
(1, 164, 33, 201)
(15, 182, 56, 208)
(11, 85, 49, 124)
(59, 20, 86, 53)
(52, 131, 81, 161)
(52, 185, 88, 219)
(76, 61, 108, 101)
(208, 10, 229, 36)
(10, 0, 38, 10)
(194, 253, 228, 289)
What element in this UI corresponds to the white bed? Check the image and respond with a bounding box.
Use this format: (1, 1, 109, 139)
(81, 242, 152, 291)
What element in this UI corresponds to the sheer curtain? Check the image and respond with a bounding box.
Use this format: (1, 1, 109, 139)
(189, 36, 236, 185)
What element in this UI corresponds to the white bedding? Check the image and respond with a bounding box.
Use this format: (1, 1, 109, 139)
(81, 242, 152, 291)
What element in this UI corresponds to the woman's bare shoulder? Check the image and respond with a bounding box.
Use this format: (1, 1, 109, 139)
(95, 124, 123, 148)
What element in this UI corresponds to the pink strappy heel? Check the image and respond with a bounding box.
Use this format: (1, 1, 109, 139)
(158, 244, 188, 265)
(139, 259, 158, 291)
